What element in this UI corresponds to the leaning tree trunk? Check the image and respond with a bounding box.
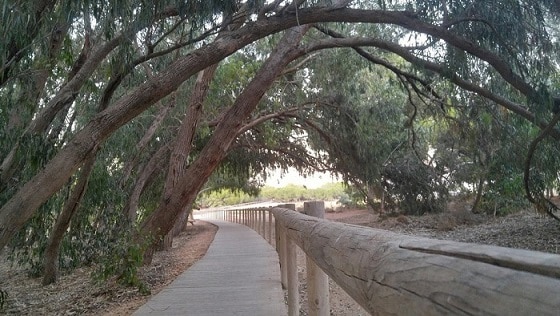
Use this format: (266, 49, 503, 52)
(42, 151, 97, 285)
(155, 65, 219, 251)
(471, 176, 485, 214)
(139, 26, 311, 263)
(151, 7, 251, 252)
(123, 145, 169, 223)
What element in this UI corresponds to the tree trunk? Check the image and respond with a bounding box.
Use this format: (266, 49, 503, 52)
(147, 5, 253, 249)
(172, 207, 191, 237)
(153, 63, 219, 252)
(471, 177, 485, 214)
(140, 26, 311, 264)
(42, 151, 96, 285)
(123, 145, 169, 223)
(121, 95, 175, 185)
(156, 204, 193, 251)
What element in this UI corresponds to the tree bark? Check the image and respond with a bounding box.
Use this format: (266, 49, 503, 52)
(42, 151, 96, 285)
(138, 5, 252, 253)
(155, 66, 218, 251)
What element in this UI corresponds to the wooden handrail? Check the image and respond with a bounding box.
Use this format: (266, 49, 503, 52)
(196, 204, 560, 315)
(271, 207, 560, 315)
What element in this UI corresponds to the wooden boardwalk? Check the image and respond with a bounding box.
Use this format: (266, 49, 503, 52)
(133, 220, 287, 315)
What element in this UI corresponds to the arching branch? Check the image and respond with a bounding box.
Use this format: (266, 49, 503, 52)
(523, 112, 560, 221)
(302, 36, 560, 140)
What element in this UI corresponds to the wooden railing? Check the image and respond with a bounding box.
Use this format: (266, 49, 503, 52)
(197, 202, 560, 316)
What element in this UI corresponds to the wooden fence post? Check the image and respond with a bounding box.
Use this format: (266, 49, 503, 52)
(276, 207, 287, 289)
(260, 209, 266, 238)
(268, 210, 273, 245)
(281, 203, 299, 316)
(303, 201, 330, 316)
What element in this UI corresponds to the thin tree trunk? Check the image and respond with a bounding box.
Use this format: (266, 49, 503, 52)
(121, 99, 175, 185)
(157, 204, 193, 250)
(155, 65, 219, 252)
(42, 151, 97, 285)
(471, 177, 485, 214)
(123, 145, 169, 223)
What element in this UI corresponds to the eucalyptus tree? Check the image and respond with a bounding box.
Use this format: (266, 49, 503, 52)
(1, 0, 560, 280)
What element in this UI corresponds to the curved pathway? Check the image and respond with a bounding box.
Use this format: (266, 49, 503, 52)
(133, 220, 287, 315)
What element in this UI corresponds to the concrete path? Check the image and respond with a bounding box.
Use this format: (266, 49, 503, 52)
(133, 220, 287, 316)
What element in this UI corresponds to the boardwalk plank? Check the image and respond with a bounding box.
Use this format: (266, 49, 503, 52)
(133, 220, 287, 316)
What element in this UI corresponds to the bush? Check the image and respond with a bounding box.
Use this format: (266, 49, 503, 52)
(480, 174, 529, 216)
(93, 231, 152, 295)
(383, 156, 449, 215)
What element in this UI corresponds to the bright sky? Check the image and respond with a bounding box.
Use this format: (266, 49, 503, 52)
(263, 167, 340, 189)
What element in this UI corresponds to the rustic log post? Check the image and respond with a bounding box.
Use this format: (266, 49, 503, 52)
(303, 201, 329, 316)
(275, 205, 288, 290)
(254, 209, 258, 231)
(279, 204, 299, 316)
(257, 209, 260, 233)
(286, 229, 299, 316)
(275, 212, 281, 250)
(268, 210, 273, 244)
(276, 204, 295, 291)
(260, 209, 266, 238)
(276, 216, 287, 289)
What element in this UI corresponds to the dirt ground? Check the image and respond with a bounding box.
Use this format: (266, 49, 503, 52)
(2, 205, 560, 315)
(0, 221, 217, 315)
